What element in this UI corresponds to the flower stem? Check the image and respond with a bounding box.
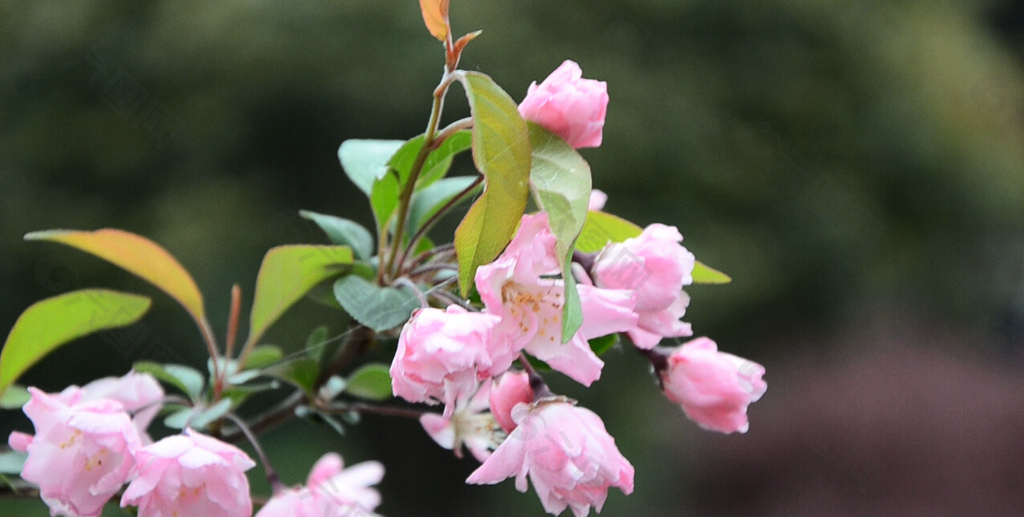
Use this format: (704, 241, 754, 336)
(223, 411, 284, 495)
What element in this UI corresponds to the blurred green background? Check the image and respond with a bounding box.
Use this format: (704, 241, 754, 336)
(2, 0, 1023, 515)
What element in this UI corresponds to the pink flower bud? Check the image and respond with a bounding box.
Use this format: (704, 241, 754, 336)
(121, 428, 255, 517)
(10, 387, 142, 517)
(488, 371, 532, 434)
(255, 453, 384, 517)
(390, 305, 505, 417)
(519, 60, 609, 148)
(592, 224, 695, 348)
(660, 337, 767, 434)
(467, 399, 634, 517)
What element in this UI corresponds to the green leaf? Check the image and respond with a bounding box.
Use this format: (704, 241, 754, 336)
(299, 210, 374, 260)
(692, 260, 732, 284)
(527, 123, 593, 342)
(338, 139, 405, 196)
(370, 172, 401, 235)
(453, 71, 532, 294)
(244, 345, 284, 370)
(0, 289, 151, 395)
(0, 450, 27, 475)
(264, 357, 320, 396)
(344, 363, 392, 401)
(588, 334, 619, 356)
(333, 276, 420, 332)
(24, 229, 205, 328)
(0, 385, 30, 409)
(575, 211, 643, 253)
(247, 245, 354, 348)
(417, 130, 473, 188)
(387, 130, 472, 202)
(305, 325, 330, 363)
(134, 362, 205, 400)
(408, 175, 480, 234)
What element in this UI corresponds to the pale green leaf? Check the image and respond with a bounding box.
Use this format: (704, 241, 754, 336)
(528, 123, 592, 341)
(692, 260, 732, 284)
(338, 139, 405, 196)
(0, 290, 151, 395)
(134, 362, 205, 400)
(408, 175, 480, 233)
(453, 71, 532, 294)
(0, 385, 30, 409)
(344, 363, 392, 401)
(299, 210, 374, 260)
(575, 211, 643, 253)
(247, 245, 354, 347)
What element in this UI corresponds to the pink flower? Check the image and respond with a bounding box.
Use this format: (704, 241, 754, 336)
(78, 371, 164, 441)
(519, 60, 609, 148)
(467, 399, 634, 517)
(255, 453, 384, 517)
(476, 213, 637, 386)
(489, 371, 533, 434)
(9, 387, 142, 517)
(420, 381, 503, 462)
(660, 337, 767, 433)
(120, 428, 255, 517)
(390, 305, 506, 417)
(592, 224, 695, 349)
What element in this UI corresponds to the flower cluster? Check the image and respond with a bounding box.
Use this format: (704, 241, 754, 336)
(384, 60, 767, 516)
(7, 371, 383, 517)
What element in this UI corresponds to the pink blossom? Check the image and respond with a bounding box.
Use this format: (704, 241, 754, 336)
(467, 399, 634, 517)
(420, 382, 503, 462)
(390, 305, 507, 417)
(78, 371, 164, 441)
(592, 224, 695, 349)
(120, 428, 255, 517)
(519, 60, 609, 148)
(255, 453, 384, 517)
(476, 213, 637, 386)
(660, 337, 767, 433)
(489, 371, 533, 434)
(9, 387, 142, 517)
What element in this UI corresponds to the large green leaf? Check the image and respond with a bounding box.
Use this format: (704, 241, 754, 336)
(25, 229, 205, 327)
(576, 211, 643, 253)
(453, 71, 532, 294)
(333, 276, 420, 332)
(528, 123, 592, 342)
(338, 139, 405, 196)
(0, 289, 151, 395)
(247, 245, 354, 348)
(370, 172, 401, 236)
(408, 175, 480, 234)
(299, 210, 374, 260)
(387, 130, 471, 190)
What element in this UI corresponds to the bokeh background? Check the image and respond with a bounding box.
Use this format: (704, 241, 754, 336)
(2, 0, 1024, 515)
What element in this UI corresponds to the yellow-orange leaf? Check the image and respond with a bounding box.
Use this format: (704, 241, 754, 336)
(25, 229, 206, 325)
(419, 0, 450, 42)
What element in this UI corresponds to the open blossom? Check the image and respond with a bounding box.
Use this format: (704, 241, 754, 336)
(255, 453, 384, 517)
(420, 381, 504, 462)
(476, 213, 637, 386)
(467, 399, 634, 517)
(121, 428, 255, 517)
(660, 337, 767, 434)
(390, 305, 506, 417)
(592, 224, 695, 349)
(519, 60, 609, 148)
(9, 387, 142, 517)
